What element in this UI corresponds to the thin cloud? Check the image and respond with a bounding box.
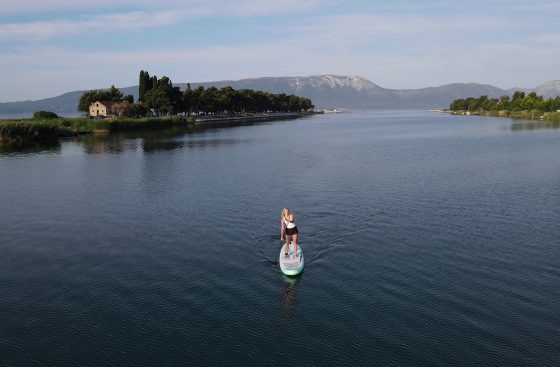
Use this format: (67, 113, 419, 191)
(0, 0, 325, 15)
(299, 13, 511, 39)
(0, 10, 187, 40)
(0, 0, 199, 14)
(0, 0, 325, 40)
(534, 34, 560, 43)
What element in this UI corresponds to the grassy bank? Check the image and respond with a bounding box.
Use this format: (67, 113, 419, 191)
(0, 112, 316, 144)
(0, 116, 195, 144)
(0, 120, 60, 144)
(544, 111, 560, 122)
(59, 115, 195, 132)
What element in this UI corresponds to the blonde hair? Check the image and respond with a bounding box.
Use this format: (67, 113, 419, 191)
(281, 207, 289, 220)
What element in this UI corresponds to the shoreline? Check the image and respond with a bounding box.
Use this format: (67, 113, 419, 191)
(429, 108, 560, 123)
(447, 109, 560, 122)
(193, 112, 314, 128)
(0, 111, 318, 145)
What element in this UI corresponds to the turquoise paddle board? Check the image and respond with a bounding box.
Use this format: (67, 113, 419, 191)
(279, 241, 304, 276)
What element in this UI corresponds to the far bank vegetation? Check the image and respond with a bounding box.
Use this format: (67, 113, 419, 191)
(449, 91, 560, 122)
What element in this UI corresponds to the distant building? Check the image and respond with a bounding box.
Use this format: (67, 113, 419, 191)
(89, 100, 130, 117)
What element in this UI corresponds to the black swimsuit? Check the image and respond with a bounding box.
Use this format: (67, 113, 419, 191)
(285, 219, 298, 236)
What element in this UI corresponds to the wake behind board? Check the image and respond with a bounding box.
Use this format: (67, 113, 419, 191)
(279, 241, 304, 276)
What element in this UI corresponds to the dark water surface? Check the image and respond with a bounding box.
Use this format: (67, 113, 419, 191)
(1, 110, 559, 366)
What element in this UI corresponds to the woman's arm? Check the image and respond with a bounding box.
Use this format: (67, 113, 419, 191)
(280, 218, 285, 239)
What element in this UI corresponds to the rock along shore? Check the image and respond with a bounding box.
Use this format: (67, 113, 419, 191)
(193, 111, 318, 129)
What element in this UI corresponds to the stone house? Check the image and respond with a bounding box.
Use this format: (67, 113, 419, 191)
(89, 100, 130, 117)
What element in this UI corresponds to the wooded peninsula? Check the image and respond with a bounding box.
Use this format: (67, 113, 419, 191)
(1, 70, 315, 145)
(448, 91, 560, 122)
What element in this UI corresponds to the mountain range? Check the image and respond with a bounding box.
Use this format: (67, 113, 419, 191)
(1, 75, 559, 117)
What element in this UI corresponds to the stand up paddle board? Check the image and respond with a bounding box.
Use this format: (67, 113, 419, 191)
(279, 241, 304, 276)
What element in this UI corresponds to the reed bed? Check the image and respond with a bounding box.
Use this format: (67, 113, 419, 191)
(0, 116, 194, 144)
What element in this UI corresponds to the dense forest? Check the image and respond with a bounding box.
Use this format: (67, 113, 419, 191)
(449, 91, 560, 113)
(79, 71, 314, 117)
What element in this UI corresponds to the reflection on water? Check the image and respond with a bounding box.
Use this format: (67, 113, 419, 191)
(2, 116, 558, 157)
(280, 274, 302, 316)
(77, 126, 192, 154)
(0, 139, 60, 156)
(78, 133, 140, 154)
(143, 138, 253, 152)
(511, 120, 560, 131)
(77, 127, 254, 154)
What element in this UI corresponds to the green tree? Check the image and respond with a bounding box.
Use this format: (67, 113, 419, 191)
(190, 86, 205, 115)
(143, 76, 182, 115)
(139, 70, 148, 102)
(220, 86, 239, 113)
(144, 88, 173, 114)
(510, 91, 526, 110)
(183, 83, 193, 115)
(121, 103, 149, 118)
(552, 96, 560, 111)
(107, 85, 123, 99)
(78, 85, 123, 112)
(497, 95, 510, 110)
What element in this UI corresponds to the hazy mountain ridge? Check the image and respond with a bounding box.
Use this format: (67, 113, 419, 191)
(1, 76, 559, 117)
(523, 80, 560, 98)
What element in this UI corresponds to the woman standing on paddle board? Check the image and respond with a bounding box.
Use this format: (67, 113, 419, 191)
(280, 208, 299, 258)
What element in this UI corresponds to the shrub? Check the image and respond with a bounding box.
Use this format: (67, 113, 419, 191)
(33, 111, 59, 120)
(529, 109, 543, 119)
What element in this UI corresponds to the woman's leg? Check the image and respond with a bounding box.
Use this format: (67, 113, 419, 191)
(284, 235, 291, 256)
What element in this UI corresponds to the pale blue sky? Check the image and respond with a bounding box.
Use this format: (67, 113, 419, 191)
(1, 0, 559, 101)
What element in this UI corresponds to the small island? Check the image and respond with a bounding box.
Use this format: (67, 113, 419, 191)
(448, 91, 560, 123)
(0, 70, 315, 145)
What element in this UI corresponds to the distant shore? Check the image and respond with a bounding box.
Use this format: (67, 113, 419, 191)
(428, 108, 560, 123)
(448, 109, 560, 122)
(0, 111, 318, 145)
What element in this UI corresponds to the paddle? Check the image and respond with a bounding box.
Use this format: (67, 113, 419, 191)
(260, 238, 283, 265)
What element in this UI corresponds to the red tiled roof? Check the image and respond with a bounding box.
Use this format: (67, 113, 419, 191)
(93, 100, 128, 107)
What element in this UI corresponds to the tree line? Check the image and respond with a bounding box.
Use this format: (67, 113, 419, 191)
(449, 91, 560, 113)
(79, 71, 314, 117)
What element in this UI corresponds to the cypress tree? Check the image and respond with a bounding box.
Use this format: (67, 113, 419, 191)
(184, 83, 192, 115)
(139, 70, 146, 102)
(145, 72, 151, 92)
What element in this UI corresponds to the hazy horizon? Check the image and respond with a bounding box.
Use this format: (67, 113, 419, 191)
(1, 0, 559, 102)
(3, 75, 560, 104)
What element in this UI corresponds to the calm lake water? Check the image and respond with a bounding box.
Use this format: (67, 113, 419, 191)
(1, 110, 559, 366)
